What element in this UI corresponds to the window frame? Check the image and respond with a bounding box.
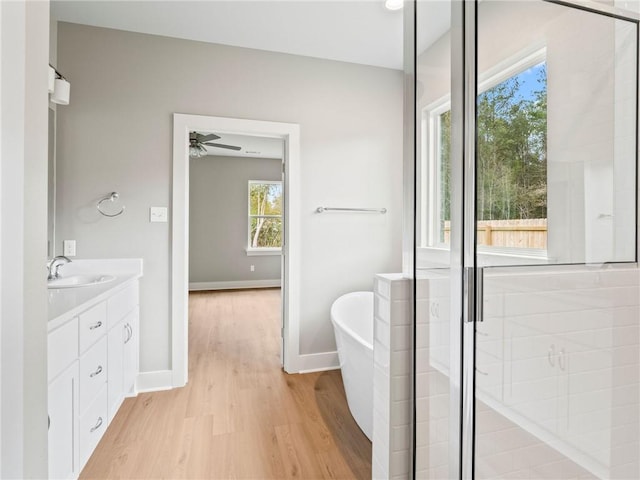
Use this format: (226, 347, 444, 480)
(421, 47, 548, 258)
(247, 180, 283, 256)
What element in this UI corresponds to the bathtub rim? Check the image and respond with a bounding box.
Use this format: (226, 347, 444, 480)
(330, 290, 374, 352)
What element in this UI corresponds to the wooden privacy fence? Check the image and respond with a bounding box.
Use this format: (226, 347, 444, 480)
(444, 219, 547, 249)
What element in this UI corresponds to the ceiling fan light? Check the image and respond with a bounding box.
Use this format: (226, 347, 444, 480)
(189, 145, 202, 158)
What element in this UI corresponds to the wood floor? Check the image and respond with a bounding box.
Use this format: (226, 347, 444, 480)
(80, 288, 372, 479)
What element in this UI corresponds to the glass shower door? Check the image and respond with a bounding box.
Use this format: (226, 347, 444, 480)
(413, 0, 639, 478)
(474, 2, 639, 479)
(414, 1, 465, 478)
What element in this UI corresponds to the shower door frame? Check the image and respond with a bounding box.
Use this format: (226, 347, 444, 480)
(467, 3, 640, 479)
(409, 0, 640, 478)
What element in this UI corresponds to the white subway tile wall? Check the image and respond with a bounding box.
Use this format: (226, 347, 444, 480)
(373, 274, 412, 479)
(415, 270, 453, 479)
(413, 266, 639, 479)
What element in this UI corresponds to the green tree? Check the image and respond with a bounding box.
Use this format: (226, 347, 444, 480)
(438, 63, 547, 228)
(476, 63, 547, 221)
(249, 183, 282, 248)
(440, 110, 452, 241)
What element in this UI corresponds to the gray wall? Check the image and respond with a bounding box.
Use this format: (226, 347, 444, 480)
(56, 23, 403, 372)
(189, 155, 281, 284)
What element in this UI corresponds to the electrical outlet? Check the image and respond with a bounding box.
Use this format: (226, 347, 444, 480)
(250, 265, 255, 272)
(63, 240, 76, 257)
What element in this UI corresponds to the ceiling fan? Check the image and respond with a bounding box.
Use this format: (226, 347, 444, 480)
(189, 131, 242, 157)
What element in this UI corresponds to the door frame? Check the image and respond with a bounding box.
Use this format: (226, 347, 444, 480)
(171, 113, 301, 387)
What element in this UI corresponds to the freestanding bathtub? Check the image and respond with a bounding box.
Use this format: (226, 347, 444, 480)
(330, 291, 374, 441)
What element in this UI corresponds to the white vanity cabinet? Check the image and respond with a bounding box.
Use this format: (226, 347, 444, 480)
(48, 361, 80, 480)
(48, 317, 80, 480)
(106, 282, 139, 422)
(48, 275, 140, 479)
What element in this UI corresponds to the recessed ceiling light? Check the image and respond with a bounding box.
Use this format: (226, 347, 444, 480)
(385, 0, 403, 11)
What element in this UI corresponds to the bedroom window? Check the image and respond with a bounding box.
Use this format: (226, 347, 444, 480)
(247, 181, 282, 254)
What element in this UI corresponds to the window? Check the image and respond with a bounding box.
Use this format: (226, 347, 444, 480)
(248, 181, 282, 254)
(424, 49, 547, 254)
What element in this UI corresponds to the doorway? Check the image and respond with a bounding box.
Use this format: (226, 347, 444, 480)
(171, 114, 301, 387)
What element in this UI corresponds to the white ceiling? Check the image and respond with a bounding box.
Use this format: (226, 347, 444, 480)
(51, 0, 407, 70)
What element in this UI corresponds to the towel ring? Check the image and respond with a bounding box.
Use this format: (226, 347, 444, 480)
(97, 192, 125, 217)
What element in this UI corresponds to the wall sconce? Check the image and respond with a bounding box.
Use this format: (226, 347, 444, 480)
(49, 66, 70, 105)
(48, 66, 55, 93)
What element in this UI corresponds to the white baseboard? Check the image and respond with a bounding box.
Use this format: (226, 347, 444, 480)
(136, 370, 174, 393)
(189, 279, 281, 291)
(298, 351, 340, 373)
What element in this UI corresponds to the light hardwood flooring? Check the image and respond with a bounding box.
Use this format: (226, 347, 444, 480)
(80, 288, 372, 479)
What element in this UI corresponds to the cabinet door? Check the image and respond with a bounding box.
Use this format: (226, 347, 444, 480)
(123, 308, 139, 396)
(107, 320, 125, 423)
(504, 317, 560, 433)
(49, 361, 79, 480)
(107, 283, 138, 330)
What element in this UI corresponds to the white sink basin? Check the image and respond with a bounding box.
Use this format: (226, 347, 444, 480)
(48, 274, 116, 289)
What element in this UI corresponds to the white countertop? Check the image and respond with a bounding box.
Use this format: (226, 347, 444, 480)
(48, 259, 143, 331)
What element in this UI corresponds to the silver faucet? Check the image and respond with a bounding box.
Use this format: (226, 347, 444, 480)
(47, 256, 72, 280)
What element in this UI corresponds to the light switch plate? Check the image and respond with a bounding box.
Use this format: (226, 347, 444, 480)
(150, 207, 168, 223)
(63, 240, 76, 257)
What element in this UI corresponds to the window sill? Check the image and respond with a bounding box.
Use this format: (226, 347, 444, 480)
(417, 245, 554, 267)
(246, 248, 282, 257)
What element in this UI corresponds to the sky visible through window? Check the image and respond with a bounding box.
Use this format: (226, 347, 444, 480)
(511, 62, 545, 102)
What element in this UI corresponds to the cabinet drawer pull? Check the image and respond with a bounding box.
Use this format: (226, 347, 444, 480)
(548, 344, 556, 367)
(124, 323, 132, 344)
(48, 414, 50, 431)
(90, 416, 103, 433)
(89, 365, 103, 378)
(89, 321, 103, 330)
(559, 348, 566, 371)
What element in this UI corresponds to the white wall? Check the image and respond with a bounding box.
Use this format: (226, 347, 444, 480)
(55, 23, 403, 372)
(0, 0, 49, 477)
(189, 155, 281, 284)
(414, 266, 640, 479)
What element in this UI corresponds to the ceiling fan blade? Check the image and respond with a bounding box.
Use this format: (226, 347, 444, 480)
(203, 142, 242, 151)
(197, 133, 221, 142)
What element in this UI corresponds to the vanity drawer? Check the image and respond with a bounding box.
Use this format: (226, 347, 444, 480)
(79, 301, 107, 353)
(107, 283, 138, 329)
(79, 336, 107, 413)
(79, 384, 108, 469)
(48, 317, 79, 381)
